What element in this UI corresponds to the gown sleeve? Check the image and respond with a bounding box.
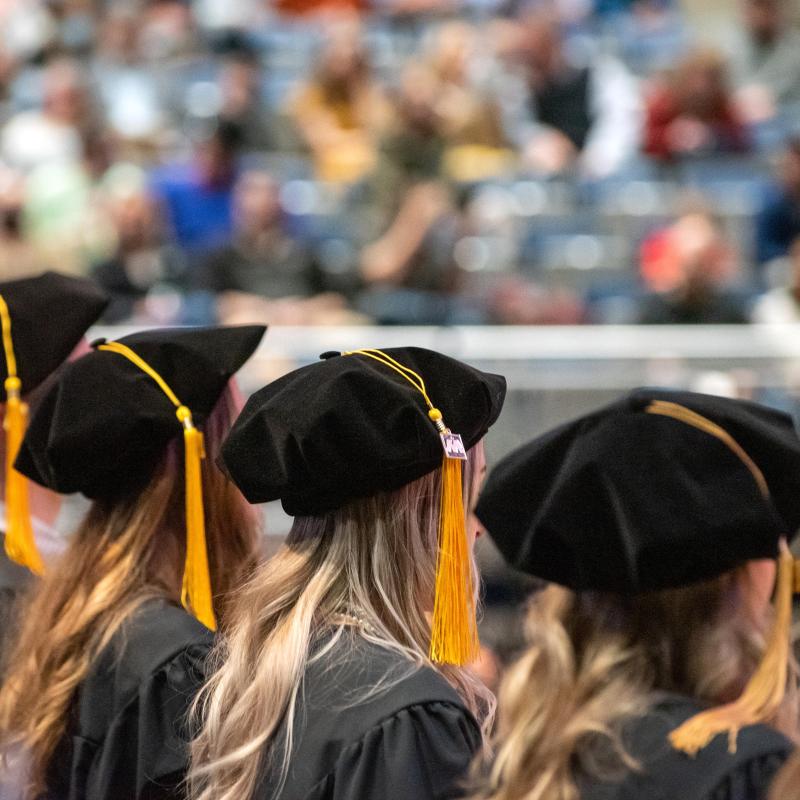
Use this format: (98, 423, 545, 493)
(84, 641, 210, 800)
(318, 701, 482, 800)
(708, 751, 789, 800)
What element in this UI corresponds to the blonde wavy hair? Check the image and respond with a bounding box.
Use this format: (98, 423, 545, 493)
(471, 566, 800, 800)
(0, 385, 260, 798)
(189, 441, 491, 800)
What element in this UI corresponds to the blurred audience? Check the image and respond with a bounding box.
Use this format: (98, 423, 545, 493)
(0, 167, 41, 280)
(92, 172, 186, 324)
(90, 5, 164, 147)
(358, 181, 483, 323)
(194, 170, 351, 324)
(638, 209, 747, 323)
(149, 121, 242, 253)
(752, 236, 800, 323)
(216, 43, 291, 153)
(1, 58, 95, 172)
(0, 0, 792, 327)
(496, 13, 640, 178)
(727, 0, 800, 126)
(643, 48, 750, 162)
(421, 22, 513, 182)
(755, 137, 800, 268)
(286, 20, 391, 183)
(640, 201, 736, 292)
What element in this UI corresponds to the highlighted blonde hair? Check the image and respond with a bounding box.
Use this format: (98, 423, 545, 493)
(190, 441, 491, 800)
(471, 568, 799, 800)
(0, 385, 259, 798)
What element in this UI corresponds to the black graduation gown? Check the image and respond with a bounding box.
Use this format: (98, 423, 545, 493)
(0, 534, 32, 670)
(578, 694, 793, 800)
(43, 598, 214, 800)
(255, 633, 482, 800)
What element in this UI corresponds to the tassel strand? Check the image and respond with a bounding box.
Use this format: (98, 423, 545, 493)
(3, 377, 42, 574)
(178, 406, 216, 631)
(670, 541, 794, 755)
(429, 451, 479, 666)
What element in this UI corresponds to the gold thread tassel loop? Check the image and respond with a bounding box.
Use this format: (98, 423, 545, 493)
(3, 376, 42, 575)
(177, 405, 216, 632)
(429, 407, 480, 667)
(670, 540, 794, 755)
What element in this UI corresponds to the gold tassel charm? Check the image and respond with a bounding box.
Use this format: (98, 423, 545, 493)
(670, 541, 795, 755)
(429, 450, 480, 665)
(3, 376, 42, 574)
(428, 407, 479, 666)
(178, 406, 216, 631)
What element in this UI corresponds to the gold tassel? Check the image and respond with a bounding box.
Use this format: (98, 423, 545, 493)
(3, 376, 42, 575)
(177, 406, 216, 632)
(429, 441, 480, 666)
(670, 541, 794, 755)
(98, 341, 219, 631)
(339, 350, 480, 665)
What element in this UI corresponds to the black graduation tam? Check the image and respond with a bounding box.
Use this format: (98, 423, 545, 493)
(14, 325, 266, 499)
(476, 388, 800, 594)
(222, 347, 506, 516)
(0, 271, 108, 401)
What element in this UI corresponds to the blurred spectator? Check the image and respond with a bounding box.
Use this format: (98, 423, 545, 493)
(496, 14, 640, 178)
(422, 22, 513, 182)
(149, 120, 242, 253)
(640, 201, 736, 292)
(216, 44, 292, 153)
(643, 48, 750, 161)
(358, 182, 483, 323)
(0, 168, 42, 280)
(727, 0, 800, 125)
(1, 58, 95, 172)
(369, 64, 448, 218)
(755, 137, 800, 268)
(91, 5, 164, 146)
(286, 21, 392, 183)
(752, 236, 800, 322)
(638, 209, 747, 323)
(193, 170, 352, 325)
(91, 179, 186, 324)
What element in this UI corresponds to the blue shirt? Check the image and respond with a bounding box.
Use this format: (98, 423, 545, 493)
(149, 163, 235, 252)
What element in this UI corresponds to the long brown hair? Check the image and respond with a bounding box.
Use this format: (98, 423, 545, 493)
(471, 569, 799, 800)
(189, 441, 492, 800)
(0, 384, 260, 797)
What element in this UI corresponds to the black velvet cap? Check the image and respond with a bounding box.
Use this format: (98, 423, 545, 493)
(14, 325, 266, 499)
(476, 388, 800, 594)
(0, 272, 108, 401)
(222, 347, 506, 515)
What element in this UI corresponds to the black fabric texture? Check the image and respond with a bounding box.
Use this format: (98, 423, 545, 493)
(256, 633, 482, 800)
(476, 388, 800, 592)
(14, 324, 266, 499)
(577, 694, 792, 800)
(44, 599, 213, 800)
(0, 271, 108, 400)
(222, 347, 506, 515)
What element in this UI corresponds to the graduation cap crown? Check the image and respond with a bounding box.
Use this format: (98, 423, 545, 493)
(15, 324, 266, 630)
(476, 388, 800, 757)
(222, 347, 506, 664)
(0, 272, 108, 575)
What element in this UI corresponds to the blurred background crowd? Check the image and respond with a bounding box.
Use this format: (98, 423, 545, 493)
(5, 0, 800, 327)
